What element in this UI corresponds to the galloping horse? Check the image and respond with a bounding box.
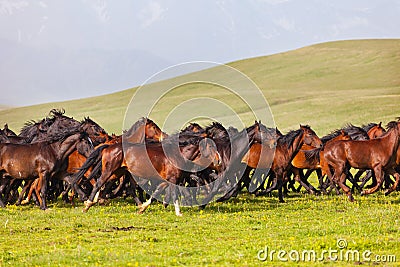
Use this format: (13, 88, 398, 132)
(72, 118, 167, 207)
(124, 132, 220, 216)
(290, 130, 351, 194)
(0, 129, 91, 209)
(323, 121, 400, 201)
(202, 122, 274, 203)
(18, 117, 111, 205)
(256, 125, 323, 202)
(215, 125, 280, 201)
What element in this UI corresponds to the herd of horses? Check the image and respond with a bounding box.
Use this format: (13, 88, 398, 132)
(0, 109, 399, 216)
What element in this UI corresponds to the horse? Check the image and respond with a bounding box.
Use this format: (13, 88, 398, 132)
(198, 122, 275, 203)
(123, 132, 220, 216)
(2, 124, 17, 136)
(213, 125, 280, 202)
(255, 125, 323, 202)
(323, 121, 400, 202)
(287, 130, 352, 195)
(353, 123, 387, 189)
(17, 117, 110, 206)
(0, 129, 91, 209)
(295, 124, 372, 193)
(72, 118, 166, 205)
(18, 109, 81, 143)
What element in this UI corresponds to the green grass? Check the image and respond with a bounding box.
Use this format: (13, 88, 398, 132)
(0, 39, 400, 266)
(1, 193, 399, 266)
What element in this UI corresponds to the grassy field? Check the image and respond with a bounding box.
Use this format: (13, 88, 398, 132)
(0, 39, 400, 266)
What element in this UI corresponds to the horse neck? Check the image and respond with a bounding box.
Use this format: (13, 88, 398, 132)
(287, 131, 304, 159)
(384, 127, 400, 158)
(124, 125, 145, 143)
(51, 134, 81, 162)
(230, 129, 252, 162)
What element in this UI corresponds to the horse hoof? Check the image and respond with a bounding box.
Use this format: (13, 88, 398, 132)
(21, 200, 29, 205)
(384, 190, 391, 196)
(176, 213, 183, 217)
(348, 195, 355, 202)
(279, 199, 285, 203)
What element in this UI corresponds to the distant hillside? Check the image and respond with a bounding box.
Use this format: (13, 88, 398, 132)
(0, 39, 399, 135)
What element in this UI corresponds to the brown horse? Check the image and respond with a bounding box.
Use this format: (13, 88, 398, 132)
(324, 121, 400, 201)
(0, 130, 90, 209)
(123, 133, 220, 216)
(290, 130, 351, 194)
(17, 117, 112, 206)
(256, 125, 323, 202)
(72, 118, 167, 206)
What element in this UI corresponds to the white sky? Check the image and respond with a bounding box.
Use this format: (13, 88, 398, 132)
(0, 0, 399, 106)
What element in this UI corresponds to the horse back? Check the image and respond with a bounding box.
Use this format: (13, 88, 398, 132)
(0, 143, 56, 178)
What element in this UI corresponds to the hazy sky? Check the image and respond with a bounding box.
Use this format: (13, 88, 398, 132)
(1, 0, 399, 106)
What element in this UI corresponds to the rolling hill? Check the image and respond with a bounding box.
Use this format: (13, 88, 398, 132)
(1, 39, 399, 135)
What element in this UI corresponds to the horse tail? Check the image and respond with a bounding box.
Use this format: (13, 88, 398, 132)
(87, 160, 102, 181)
(72, 144, 109, 185)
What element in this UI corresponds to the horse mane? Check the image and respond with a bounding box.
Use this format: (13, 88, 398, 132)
(322, 124, 368, 142)
(206, 122, 229, 141)
(304, 148, 321, 162)
(386, 121, 398, 130)
(361, 122, 379, 133)
(278, 128, 302, 148)
(123, 117, 148, 136)
(36, 126, 81, 144)
(49, 108, 66, 118)
(181, 123, 204, 134)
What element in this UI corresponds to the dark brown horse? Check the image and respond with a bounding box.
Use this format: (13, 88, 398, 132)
(72, 118, 167, 206)
(17, 117, 112, 206)
(124, 133, 220, 216)
(256, 125, 323, 202)
(2, 124, 17, 136)
(214, 125, 280, 201)
(0, 130, 90, 209)
(324, 121, 400, 201)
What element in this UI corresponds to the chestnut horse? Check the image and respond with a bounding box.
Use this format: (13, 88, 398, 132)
(256, 125, 323, 202)
(290, 130, 351, 194)
(323, 121, 400, 201)
(125, 133, 220, 216)
(72, 118, 167, 206)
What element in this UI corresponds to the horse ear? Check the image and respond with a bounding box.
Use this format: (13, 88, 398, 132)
(379, 122, 382, 127)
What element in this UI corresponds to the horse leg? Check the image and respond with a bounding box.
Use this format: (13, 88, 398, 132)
(83, 169, 114, 212)
(293, 168, 311, 194)
(364, 170, 378, 189)
(359, 170, 373, 190)
(384, 170, 400, 196)
(255, 173, 277, 196)
(38, 171, 48, 210)
(21, 179, 39, 205)
(361, 166, 383, 195)
(17, 180, 32, 205)
(335, 170, 354, 202)
(138, 181, 169, 214)
(171, 184, 182, 216)
(277, 176, 285, 203)
(315, 169, 327, 194)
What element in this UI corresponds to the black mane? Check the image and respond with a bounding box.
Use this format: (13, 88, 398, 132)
(278, 129, 302, 148)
